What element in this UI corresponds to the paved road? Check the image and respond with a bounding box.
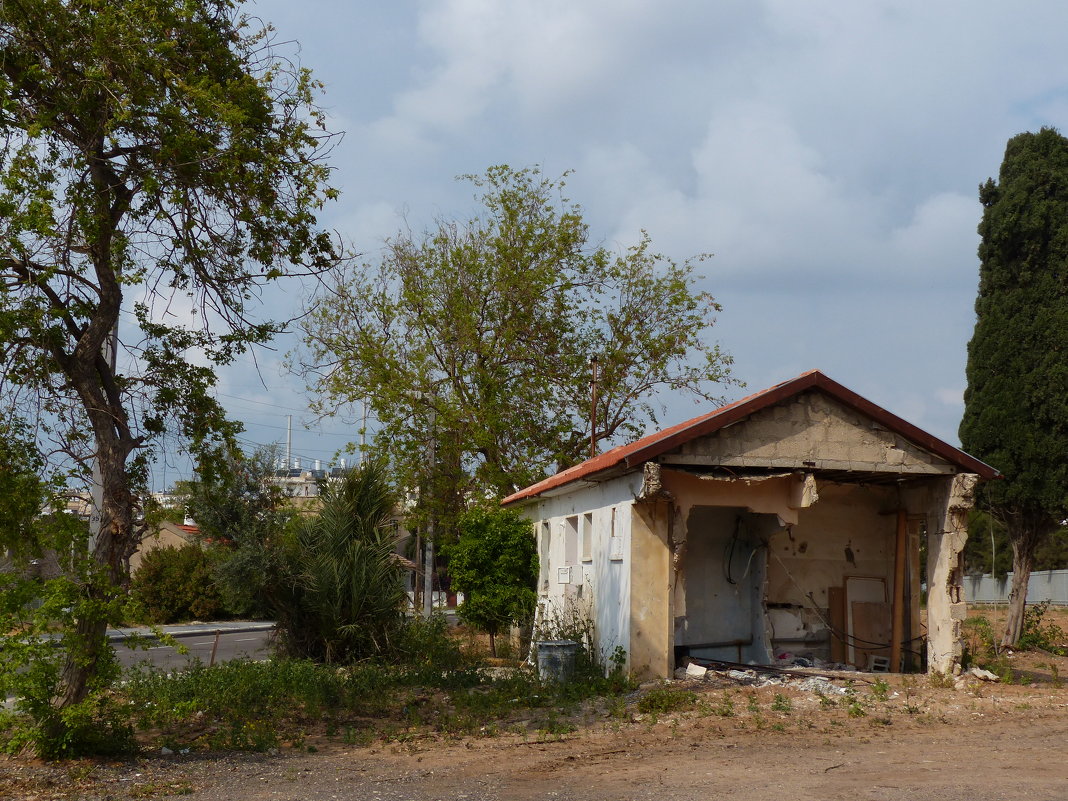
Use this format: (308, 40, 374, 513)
(110, 623, 273, 672)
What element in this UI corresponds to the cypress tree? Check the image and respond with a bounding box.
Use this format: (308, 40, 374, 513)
(960, 127, 1068, 646)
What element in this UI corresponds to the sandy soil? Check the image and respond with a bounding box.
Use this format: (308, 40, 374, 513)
(5, 652, 1068, 801)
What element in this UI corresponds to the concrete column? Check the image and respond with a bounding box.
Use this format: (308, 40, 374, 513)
(629, 498, 673, 680)
(926, 473, 978, 675)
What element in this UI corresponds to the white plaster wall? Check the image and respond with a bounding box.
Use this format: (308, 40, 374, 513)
(518, 473, 643, 663)
(673, 505, 775, 663)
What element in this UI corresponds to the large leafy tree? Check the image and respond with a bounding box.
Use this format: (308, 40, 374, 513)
(300, 165, 734, 534)
(0, 0, 337, 710)
(960, 127, 1068, 646)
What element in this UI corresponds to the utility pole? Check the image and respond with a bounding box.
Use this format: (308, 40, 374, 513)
(589, 356, 600, 460)
(286, 414, 292, 469)
(360, 398, 367, 465)
(423, 403, 436, 618)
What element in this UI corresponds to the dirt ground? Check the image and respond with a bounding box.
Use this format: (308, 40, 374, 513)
(4, 653, 1068, 801)
(5, 607, 1068, 801)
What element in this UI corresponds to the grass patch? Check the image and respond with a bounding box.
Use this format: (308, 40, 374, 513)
(636, 683, 697, 715)
(115, 647, 632, 753)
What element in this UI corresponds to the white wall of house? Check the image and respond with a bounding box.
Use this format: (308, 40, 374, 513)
(520, 472, 643, 665)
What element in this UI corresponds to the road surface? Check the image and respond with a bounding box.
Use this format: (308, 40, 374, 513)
(110, 624, 273, 671)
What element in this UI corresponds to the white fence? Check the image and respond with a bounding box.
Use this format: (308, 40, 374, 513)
(965, 570, 1068, 606)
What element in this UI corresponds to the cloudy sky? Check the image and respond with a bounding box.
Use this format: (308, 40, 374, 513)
(157, 0, 1068, 488)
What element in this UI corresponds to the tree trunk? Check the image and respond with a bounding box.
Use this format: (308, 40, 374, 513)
(489, 629, 497, 658)
(55, 449, 135, 708)
(1001, 543, 1033, 647)
(1000, 513, 1052, 648)
(55, 359, 138, 708)
(54, 615, 110, 709)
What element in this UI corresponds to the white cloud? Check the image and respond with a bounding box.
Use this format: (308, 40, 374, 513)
(167, 0, 1068, 474)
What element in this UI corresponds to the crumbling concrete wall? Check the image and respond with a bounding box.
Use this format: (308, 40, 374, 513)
(662, 469, 809, 666)
(669, 391, 956, 476)
(765, 483, 897, 663)
(925, 473, 978, 675)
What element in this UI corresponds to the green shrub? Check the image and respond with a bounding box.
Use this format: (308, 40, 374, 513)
(392, 614, 475, 681)
(131, 544, 226, 623)
(1018, 602, 1067, 655)
(962, 614, 998, 667)
(0, 570, 137, 759)
(448, 507, 537, 657)
(269, 462, 408, 663)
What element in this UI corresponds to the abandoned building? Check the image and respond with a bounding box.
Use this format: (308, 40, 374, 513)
(502, 371, 998, 679)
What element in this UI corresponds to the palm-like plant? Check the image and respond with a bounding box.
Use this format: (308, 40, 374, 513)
(272, 461, 406, 663)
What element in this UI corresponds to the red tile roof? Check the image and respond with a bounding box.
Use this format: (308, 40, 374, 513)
(501, 370, 998, 505)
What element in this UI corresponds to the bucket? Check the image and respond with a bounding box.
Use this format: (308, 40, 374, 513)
(536, 639, 579, 683)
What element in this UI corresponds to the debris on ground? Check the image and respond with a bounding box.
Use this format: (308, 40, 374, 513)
(673, 658, 855, 695)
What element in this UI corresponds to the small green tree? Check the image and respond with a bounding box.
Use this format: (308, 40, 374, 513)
(271, 462, 407, 663)
(449, 508, 538, 657)
(184, 445, 292, 618)
(960, 127, 1068, 646)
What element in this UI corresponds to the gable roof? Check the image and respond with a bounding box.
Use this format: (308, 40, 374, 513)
(502, 370, 998, 505)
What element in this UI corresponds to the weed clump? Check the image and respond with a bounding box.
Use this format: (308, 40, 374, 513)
(636, 684, 697, 715)
(1018, 602, 1067, 655)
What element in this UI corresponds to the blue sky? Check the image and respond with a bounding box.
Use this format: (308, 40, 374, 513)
(154, 0, 1068, 488)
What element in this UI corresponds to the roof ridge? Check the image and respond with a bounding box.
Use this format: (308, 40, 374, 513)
(501, 370, 996, 505)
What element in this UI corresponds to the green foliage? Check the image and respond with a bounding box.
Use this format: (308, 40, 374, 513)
(270, 462, 407, 663)
(962, 614, 999, 668)
(961, 127, 1068, 641)
(0, 424, 134, 757)
(771, 692, 792, 712)
(1017, 601, 1067, 654)
(965, 509, 1068, 576)
(0, 567, 135, 758)
(0, 0, 338, 707)
(300, 164, 736, 530)
(185, 445, 293, 618)
(713, 690, 736, 717)
(534, 598, 631, 694)
(449, 508, 537, 651)
(120, 646, 630, 752)
(843, 682, 867, 717)
(637, 683, 696, 715)
(389, 614, 473, 682)
(130, 545, 226, 624)
(0, 417, 49, 558)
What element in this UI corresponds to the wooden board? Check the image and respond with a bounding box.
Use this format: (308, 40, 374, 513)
(906, 518, 924, 671)
(845, 576, 887, 666)
(851, 601, 892, 669)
